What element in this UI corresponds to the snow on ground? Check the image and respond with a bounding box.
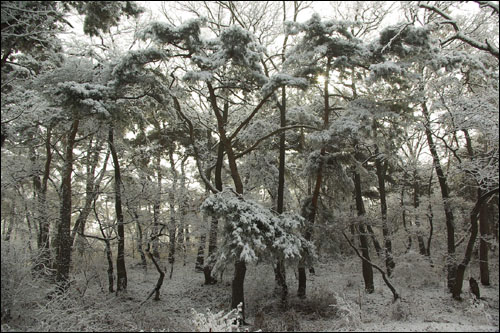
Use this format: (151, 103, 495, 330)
(1, 244, 498, 332)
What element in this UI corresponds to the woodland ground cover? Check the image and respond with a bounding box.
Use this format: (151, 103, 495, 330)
(1, 240, 498, 332)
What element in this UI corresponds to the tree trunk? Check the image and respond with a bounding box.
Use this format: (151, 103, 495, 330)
(71, 138, 107, 255)
(207, 83, 248, 316)
(196, 232, 207, 272)
(153, 154, 162, 259)
(55, 118, 79, 290)
(426, 171, 434, 257)
(453, 188, 498, 299)
(374, 145, 395, 276)
(32, 126, 52, 271)
(109, 126, 127, 292)
(133, 210, 147, 270)
(422, 102, 456, 292)
(366, 224, 383, 257)
(413, 171, 427, 255)
(204, 107, 226, 284)
(463, 129, 491, 286)
(354, 171, 374, 293)
(298, 56, 331, 298)
(232, 260, 247, 322)
(479, 193, 490, 286)
(275, 85, 288, 304)
(179, 157, 189, 266)
(168, 146, 177, 279)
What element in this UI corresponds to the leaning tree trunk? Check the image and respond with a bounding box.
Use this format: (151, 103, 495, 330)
(55, 118, 79, 290)
(109, 126, 127, 292)
(422, 102, 456, 292)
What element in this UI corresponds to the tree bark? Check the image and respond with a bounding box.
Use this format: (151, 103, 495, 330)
(453, 188, 498, 299)
(422, 102, 456, 292)
(354, 170, 374, 293)
(204, 101, 227, 284)
(168, 146, 178, 279)
(55, 118, 79, 289)
(109, 126, 127, 292)
(153, 154, 162, 259)
(232, 260, 247, 321)
(479, 192, 490, 286)
(298, 56, 331, 298)
(375, 154, 395, 276)
(33, 126, 52, 271)
(275, 84, 288, 304)
(413, 171, 427, 255)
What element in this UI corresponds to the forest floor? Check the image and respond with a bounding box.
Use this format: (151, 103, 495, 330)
(1, 244, 499, 332)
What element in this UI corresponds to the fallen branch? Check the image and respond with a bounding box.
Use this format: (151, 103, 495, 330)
(342, 231, 399, 302)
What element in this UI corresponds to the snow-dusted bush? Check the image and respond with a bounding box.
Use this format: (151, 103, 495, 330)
(191, 303, 241, 332)
(392, 251, 440, 289)
(331, 293, 362, 330)
(200, 189, 316, 275)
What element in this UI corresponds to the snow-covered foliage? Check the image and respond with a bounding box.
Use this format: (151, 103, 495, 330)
(139, 18, 205, 52)
(201, 189, 316, 272)
(54, 81, 112, 116)
(284, 13, 368, 79)
(110, 48, 166, 86)
(72, 1, 144, 37)
(261, 73, 308, 96)
(191, 303, 242, 332)
(376, 24, 434, 56)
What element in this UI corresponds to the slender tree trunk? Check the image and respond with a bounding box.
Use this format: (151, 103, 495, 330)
(108, 126, 127, 292)
(426, 171, 434, 257)
(354, 171, 374, 293)
(275, 84, 288, 304)
(168, 146, 177, 279)
(197, 131, 211, 272)
(479, 192, 490, 286)
(179, 157, 188, 266)
(413, 171, 427, 255)
(401, 185, 413, 252)
(5, 205, 15, 242)
(422, 102, 456, 292)
(298, 56, 332, 298)
(207, 83, 247, 318)
(55, 118, 79, 290)
(366, 224, 383, 257)
(196, 231, 207, 272)
(453, 188, 499, 299)
(204, 108, 226, 284)
(133, 209, 147, 270)
(375, 155, 395, 276)
(463, 129, 491, 286)
(72, 138, 107, 255)
(153, 154, 162, 259)
(33, 126, 52, 271)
